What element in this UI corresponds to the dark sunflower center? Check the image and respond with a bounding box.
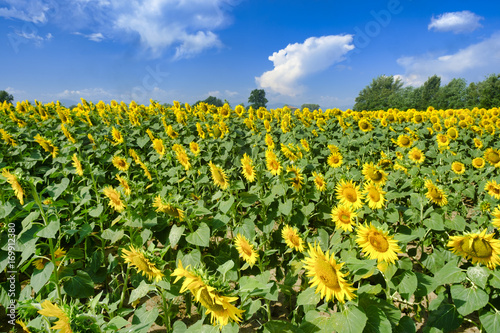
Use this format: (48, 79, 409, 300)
(343, 188, 357, 202)
(488, 151, 500, 163)
(368, 232, 389, 252)
(369, 188, 381, 202)
(461, 238, 493, 258)
(400, 137, 410, 146)
(339, 213, 351, 224)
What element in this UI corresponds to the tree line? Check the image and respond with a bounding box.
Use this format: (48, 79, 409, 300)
(353, 73, 500, 111)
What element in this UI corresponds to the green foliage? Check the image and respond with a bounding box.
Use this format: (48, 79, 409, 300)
(248, 89, 268, 108)
(0, 90, 13, 103)
(354, 75, 403, 110)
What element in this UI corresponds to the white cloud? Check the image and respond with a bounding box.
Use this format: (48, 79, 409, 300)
(256, 35, 355, 96)
(0, 0, 236, 58)
(396, 33, 500, 86)
(207, 90, 221, 96)
(73, 32, 105, 42)
(225, 90, 238, 97)
(428, 11, 483, 33)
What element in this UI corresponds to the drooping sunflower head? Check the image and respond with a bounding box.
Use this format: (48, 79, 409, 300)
(176, 150, 191, 170)
(362, 162, 387, 185)
(356, 223, 402, 264)
(1, 168, 24, 205)
(265, 133, 275, 150)
(102, 186, 126, 212)
(447, 230, 500, 270)
(485, 180, 500, 200)
(209, 161, 229, 189)
(265, 149, 282, 175)
(302, 243, 356, 303)
(72, 153, 84, 176)
(312, 171, 326, 192)
(240, 153, 256, 183)
(335, 179, 364, 209)
(152, 195, 184, 220)
(474, 138, 483, 149)
(408, 147, 425, 164)
(111, 126, 124, 145)
(38, 300, 72, 333)
(121, 245, 165, 282)
(472, 157, 485, 169)
(287, 165, 304, 191)
(491, 206, 500, 228)
(112, 155, 129, 172)
(282, 225, 305, 252)
(331, 204, 357, 232)
(436, 133, 449, 146)
(363, 183, 386, 210)
(451, 161, 465, 175)
(189, 141, 200, 156)
(152, 138, 165, 157)
(234, 234, 259, 267)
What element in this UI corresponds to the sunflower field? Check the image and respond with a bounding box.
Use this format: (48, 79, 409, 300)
(1, 99, 500, 333)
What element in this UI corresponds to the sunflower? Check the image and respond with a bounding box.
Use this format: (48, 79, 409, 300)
(485, 180, 500, 200)
(491, 206, 500, 228)
(72, 153, 84, 176)
(362, 162, 387, 185)
(484, 148, 500, 167)
(176, 150, 191, 170)
(38, 300, 72, 333)
(363, 183, 386, 209)
(282, 225, 305, 252)
(447, 127, 459, 140)
(356, 223, 401, 264)
(451, 161, 465, 175)
(152, 195, 185, 220)
(33, 247, 66, 270)
(240, 153, 256, 183)
(1, 169, 24, 205)
(436, 134, 449, 147)
(265, 149, 282, 175)
(189, 141, 200, 156)
(171, 260, 244, 328)
(300, 138, 310, 152)
(234, 234, 259, 267)
(111, 126, 124, 145)
(331, 204, 357, 232)
(408, 147, 425, 164)
(112, 155, 129, 172)
(358, 118, 373, 132)
(116, 175, 131, 196)
(287, 165, 304, 191)
(265, 133, 275, 150)
(425, 180, 448, 206)
(152, 138, 165, 158)
(474, 138, 483, 149)
(335, 179, 363, 209)
(121, 245, 165, 282)
(102, 186, 126, 212)
(312, 171, 326, 191)
(209, 161, 229, 189)
(396, 134, 412, 149)
(447, 230, 500, 269)
(472, 157, 485, 169)
(327, 152, 343, 168)
(34, 134, 58, 158)
(302, 243, 356, 303)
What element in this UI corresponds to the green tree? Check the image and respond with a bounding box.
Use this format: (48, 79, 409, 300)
(418, 75, 441, 109)
(465, 82, 480, 108)
(248, 89, 268, 109)
(353, 75, 403, 111)
(301, 103, 320, 111)
(478, 74, 500, 108)
(434, 78, 466, 109)
(194, 96, 224, 107)
(0, 90, 14, 104)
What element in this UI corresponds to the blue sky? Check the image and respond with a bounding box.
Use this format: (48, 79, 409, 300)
(1, 0, 500, 109)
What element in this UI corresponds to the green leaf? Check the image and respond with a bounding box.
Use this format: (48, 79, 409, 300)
(52, 177, 70, 200)
(466, 265, 489, 289)
(137, 135, 150, 148)
(331, 305, 367, 333)
(362, 305, 392, 333)
(480, 310, 500, 333)
(394, 271, 418, 300)
(296, 287, 321, 307)
(169, 225, 185, 248)
(102, 228, 125, 244)
(31, 262, 54, 293)
(186, 223, 210, 247)
(450, 284, 489, 316)
(444, 214, 466, 232)
(433, 261, 466, 285)
(193, 205, 211, 216)
(107, 316, 130, 331)
(217, 260, 234, 278)
(394, 316, 416, 333)
(89, 203, 103, 217)
(129, 280, 156, 304)
(63, 270, 95, 298)
(219, 196, 234, 214)
(0, 201, 15, 219)
(424, 303, 462, 332)
(279, 199, 293, 216)
(424, 212, 444, 231)
(263, 320, 303, 333)
(271, 184, 286, 197)
(36, 216, 60, 239)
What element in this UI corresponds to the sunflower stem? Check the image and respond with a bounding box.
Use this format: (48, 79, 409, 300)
(119, 265, 131, 309)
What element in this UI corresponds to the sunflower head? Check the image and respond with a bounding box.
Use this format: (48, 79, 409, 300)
(234, 234, 259, 267)
(485, 180, 500, 200)
(356, 223, 402, 264)
(472, 157, 485, 169)
(363, 183, 386, 210)
(451, 161, 465, 175)
(121, 245, 165, 282)
(362, 163, 387, 185)
(396, 134, 412, 149)
(240, 153, 256, 183)
(209, 161, 229, 189)
(327, 152, 343, 168)
(335, 179, 364, 209)
(282, 225, 305, 252)
(331, 204, 357, 232)
(447, 230, 500, 269)
(408, 147, 425, 164)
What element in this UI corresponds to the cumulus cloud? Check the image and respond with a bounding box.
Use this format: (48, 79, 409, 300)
(396, 33, 500, 86)
(428, 10, 483, 33)
(256, 35, 354, 96)
(0, 0, 236, 58)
